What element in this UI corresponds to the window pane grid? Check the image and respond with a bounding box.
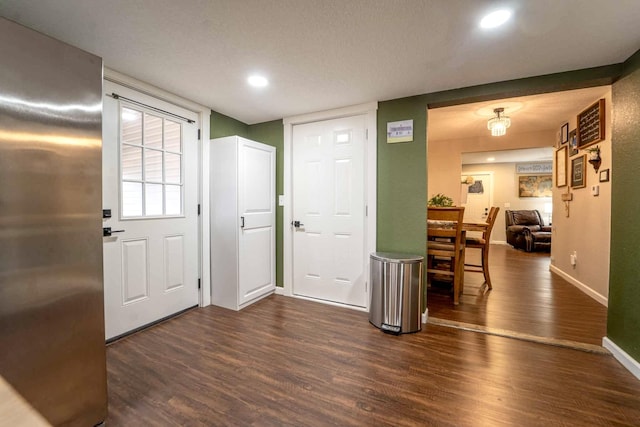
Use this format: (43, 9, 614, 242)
(120, 106, 183, 218)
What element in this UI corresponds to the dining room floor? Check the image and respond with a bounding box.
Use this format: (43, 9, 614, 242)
(426, 243, 607, 346)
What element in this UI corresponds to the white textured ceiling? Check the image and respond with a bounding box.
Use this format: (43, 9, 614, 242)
(1, 1, 639, 124)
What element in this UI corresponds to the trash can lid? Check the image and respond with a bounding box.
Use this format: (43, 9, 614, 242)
(370, 252, 424, 263)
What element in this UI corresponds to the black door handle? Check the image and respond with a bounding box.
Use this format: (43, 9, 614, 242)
(103, 227, 125, 237)
(292, 220, 304, 228)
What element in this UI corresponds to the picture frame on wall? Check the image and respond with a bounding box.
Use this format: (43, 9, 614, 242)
(599, 168, 610, 182)
(561, 122, 569, 144)
(518, 175, 553, 197)
(569, 129, 578, 156)
(555, 146, 567, 187)
(571, 155, 586, 189)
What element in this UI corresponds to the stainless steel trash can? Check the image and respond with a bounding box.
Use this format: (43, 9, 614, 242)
(369, 252, 423, 334)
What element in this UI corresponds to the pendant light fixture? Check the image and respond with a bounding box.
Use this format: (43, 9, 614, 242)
(487, 107, 511, 136)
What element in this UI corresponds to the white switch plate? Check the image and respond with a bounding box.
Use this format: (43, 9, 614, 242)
(591, 185, 599, 196)
(278, 195, 285, 206)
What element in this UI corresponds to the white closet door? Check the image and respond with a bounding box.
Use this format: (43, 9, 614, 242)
(237, 139, 276, 305)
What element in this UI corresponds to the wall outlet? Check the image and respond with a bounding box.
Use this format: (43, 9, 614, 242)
(504, 202, 511, 208)
(570, 251, 577, 266)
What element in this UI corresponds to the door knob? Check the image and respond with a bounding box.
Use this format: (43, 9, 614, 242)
(292, 220, 304, 228)
(103, 227, 125, 237)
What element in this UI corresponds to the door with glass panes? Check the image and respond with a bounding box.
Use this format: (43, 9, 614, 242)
(102, 80, 199, 340)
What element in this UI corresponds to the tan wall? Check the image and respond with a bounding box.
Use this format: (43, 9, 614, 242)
(551, 88, 612, 302)
(427, 129, 555, 206)
(460, 163, 552, 243)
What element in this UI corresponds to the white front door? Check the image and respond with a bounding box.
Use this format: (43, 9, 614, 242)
(102, 81, 199, 340)
(462, 172, 493, 223)
(291, 115, 367, 308)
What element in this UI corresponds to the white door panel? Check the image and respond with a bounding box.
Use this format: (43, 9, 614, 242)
(238, 139, 276, 306)
(103, 81, 199, 340)
(292, 115, 366, 308)
(463, 173, 493, 223)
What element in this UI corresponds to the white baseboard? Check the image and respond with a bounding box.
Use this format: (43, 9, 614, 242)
(549, 265, 608, 306)
(274, 287, 285, 296)
(603, 337, 640, 381)
(491, 240, 508, 245)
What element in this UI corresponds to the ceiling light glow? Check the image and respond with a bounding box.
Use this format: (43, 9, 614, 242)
(480, 10, 512, 29)
(248, 75, 268, 88)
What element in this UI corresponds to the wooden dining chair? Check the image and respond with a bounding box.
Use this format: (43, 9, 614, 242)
(464, 206, 500, 290)
(426, 207, 466, 305)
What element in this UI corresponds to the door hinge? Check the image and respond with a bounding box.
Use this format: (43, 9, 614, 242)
(198, 278, 201, 290)
(197, 204, 201, 216)
(197, 129, 201, 140)
(365, 205, 368, 217)
(365, 281, 368, 292)
(365, 128, 368, 140)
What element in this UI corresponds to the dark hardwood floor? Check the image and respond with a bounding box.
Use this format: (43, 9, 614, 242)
(427, 244, 608, 346)
(106, 295, 640, 426)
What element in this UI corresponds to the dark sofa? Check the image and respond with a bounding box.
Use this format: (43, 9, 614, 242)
(505, 210, 551, 252)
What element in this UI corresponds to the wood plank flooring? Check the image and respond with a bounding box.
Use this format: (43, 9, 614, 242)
(106, 296, 640, 426)
(427, 244, 608, 346)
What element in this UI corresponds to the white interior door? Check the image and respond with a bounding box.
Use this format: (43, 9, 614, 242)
(102, 81, 199, 340)
(462, 172, 493, 223)
(238, 139, 276, 305)
(292, 115, 367, 308)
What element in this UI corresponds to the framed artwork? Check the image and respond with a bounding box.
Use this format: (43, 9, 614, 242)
(571, 155, 586, 189)
(518, 175, 553, 197)
(569, 129, 578, 156)
(577, 98, 605, 149)
(561, 122, 569, 145)
(555, 146, 567, 187)
(599, 169, 610, 182)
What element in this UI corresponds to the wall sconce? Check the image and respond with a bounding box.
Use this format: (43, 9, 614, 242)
(587, 146, 601, 172)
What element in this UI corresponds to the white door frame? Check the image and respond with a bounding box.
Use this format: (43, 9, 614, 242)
(283, 102, 377, 309)
(103, 68, 212, 307)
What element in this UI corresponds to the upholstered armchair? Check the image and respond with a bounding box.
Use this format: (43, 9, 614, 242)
(505, 210, 552, 252)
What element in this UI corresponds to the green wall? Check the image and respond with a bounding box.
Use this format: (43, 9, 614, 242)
(376, 96, 428, 258)
(248, 120, 284, 288)
(210, 110, 248, 139)
(608, 50, 640, 361)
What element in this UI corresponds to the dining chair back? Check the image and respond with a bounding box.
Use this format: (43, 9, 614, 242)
(426, 206, 466, 305)
(464, 206, 500, 289)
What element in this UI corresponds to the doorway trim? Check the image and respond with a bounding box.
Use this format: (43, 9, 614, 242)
(282, 102, 378, 308)
(104, 68, 212, 307)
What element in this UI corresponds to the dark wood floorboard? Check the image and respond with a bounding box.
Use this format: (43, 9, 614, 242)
(106, 295, 640, 426)
(427, 244, 608, 346)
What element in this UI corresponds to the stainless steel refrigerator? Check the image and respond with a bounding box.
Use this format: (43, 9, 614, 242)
(0, 18, 107, 426)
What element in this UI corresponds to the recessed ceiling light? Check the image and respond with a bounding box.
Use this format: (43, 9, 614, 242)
(479, 10, 512, 29)
(248, 75, 268, 88)
(487, 157, 496, 162)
